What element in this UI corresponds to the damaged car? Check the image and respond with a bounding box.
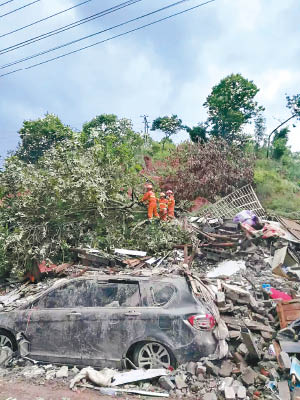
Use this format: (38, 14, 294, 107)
(0, 275, 217, 368)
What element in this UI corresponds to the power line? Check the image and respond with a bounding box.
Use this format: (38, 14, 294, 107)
(0, 1, 92, 39)
(0, 0, 195, 70)
(0, 0, 40, 18)
(0, 0, 15, 7)
(0, 0, 143, 55)
(0, 0, 216, 78)
(0, 67, 22, 77)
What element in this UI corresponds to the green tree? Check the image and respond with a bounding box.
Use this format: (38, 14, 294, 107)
(81, 114, 143, 167)
(16, 113, 73, 163)
(82, 114, 118, 141)
(0, 138, 188, 277)
(186, 123, 207, 143)
(0, 139, 142, 277)
(272, 127, 289, 160)
(204, 73, 263, 144)
(151, 114, 184, 148)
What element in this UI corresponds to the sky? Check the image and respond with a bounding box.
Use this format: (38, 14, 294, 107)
(0, 0, 299, 160)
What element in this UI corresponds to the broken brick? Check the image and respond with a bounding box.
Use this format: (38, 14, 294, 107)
(241, 367, 258, 386)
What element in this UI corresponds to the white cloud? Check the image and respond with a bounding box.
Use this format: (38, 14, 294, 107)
(219, 0, 263, 32)
(257, 70, 293, 101)
(1, 0, 300, 157)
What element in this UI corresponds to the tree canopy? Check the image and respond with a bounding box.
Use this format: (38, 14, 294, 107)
(81, 114, 143, 167)
(16, 113, 73, 164)
(187, 123, 207, 143)
(0, 140, 141, 277)
(204, 73, 263, 144)
(0, 115, 188, 278)
(151, 114, 184, 147)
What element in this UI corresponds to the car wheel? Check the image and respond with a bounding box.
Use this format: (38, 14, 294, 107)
(132, 341, 175, 369)
(0, 329, 16, 351)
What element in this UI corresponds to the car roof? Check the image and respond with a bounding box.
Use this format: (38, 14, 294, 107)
(45, 274, 188, 293)
(17, 274, 190, 310)
(69, 274, 187, 284)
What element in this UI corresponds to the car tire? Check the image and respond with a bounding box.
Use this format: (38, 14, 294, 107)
(132, 341, 176, 369)
(0, 329, 17, 351)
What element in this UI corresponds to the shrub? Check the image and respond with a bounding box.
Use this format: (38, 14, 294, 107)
(159, 139, 254, 201)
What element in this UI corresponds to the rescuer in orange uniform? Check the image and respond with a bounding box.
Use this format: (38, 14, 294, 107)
(166, 190, 175, 219)
(159, 192, 168, 221)
(142, 184, 159, 220)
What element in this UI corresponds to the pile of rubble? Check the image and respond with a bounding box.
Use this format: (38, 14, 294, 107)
(3, 188, 300, 398)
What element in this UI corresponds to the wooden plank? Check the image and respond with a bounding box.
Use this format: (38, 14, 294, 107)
(124, 259, 141, 267)
(272, 340, 283, 369)
(277, 300, 300, 328)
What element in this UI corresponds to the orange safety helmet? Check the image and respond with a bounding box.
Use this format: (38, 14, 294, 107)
(145, 183, 153, 190)
(166, 190, 173, 195)
(160, 192, 166, 197)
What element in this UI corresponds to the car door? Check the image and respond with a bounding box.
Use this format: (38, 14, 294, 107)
(15, 280, 90, 364)
(79, 279, 148, 368)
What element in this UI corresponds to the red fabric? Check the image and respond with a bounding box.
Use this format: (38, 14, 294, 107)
(240, 222, 262, 238)
(262, 223, 286, 239)
(269, 288, 292, 301)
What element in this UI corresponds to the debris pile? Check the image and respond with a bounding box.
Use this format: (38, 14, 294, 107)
(2, 186, 300, 398)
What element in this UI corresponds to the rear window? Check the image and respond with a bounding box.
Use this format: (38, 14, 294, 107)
(151, 283, 175, 306)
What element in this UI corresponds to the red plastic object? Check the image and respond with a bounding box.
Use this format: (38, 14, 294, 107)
(269, 288, 292, 302)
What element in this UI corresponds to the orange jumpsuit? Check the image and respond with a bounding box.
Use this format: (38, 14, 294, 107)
(159, 198, 168, 221)
(142, 190, 159, 219)
(167, 195, 175, 219)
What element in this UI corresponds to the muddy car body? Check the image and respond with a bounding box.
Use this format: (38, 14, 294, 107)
(0, 275, 217, 368)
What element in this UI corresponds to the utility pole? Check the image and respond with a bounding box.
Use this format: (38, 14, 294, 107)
(140, 115, 150, 145)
